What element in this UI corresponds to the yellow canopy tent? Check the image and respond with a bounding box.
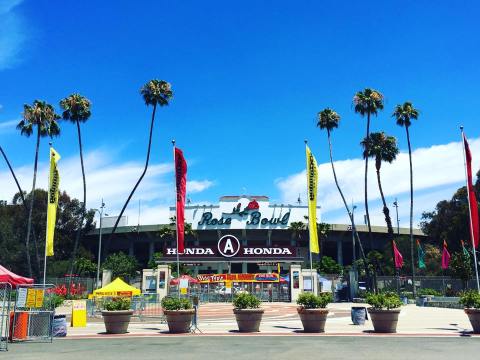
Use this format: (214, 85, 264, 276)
(89, 277, 141, 298)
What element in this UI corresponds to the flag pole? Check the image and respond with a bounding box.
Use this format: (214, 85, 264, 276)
(460, 126, 480, 292)
(43, 142, 53, 286)
(172, 140, 180, 297)
(305, 140, 314, 293)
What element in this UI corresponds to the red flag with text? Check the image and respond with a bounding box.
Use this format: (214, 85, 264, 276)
(464, 134, 479, 248)
(175, 148, 187, 254)
(393, 241, 403, 269)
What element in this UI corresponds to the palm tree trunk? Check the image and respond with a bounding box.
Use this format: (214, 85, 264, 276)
(25, 126, 41, 278)
(364, 113, 373, 248)
(326, 131, 369, 277)
(111, 103, 157, 236)
(406, 125, 416, 296)
(68, 120, 87, 286)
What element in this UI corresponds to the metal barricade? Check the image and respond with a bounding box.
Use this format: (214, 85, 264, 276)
(0, 283, 12, 351)
(11, 284, 55, 343)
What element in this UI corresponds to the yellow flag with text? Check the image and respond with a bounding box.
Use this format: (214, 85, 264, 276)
(46, 147, 61, 256)
(305, 145, 319, 253)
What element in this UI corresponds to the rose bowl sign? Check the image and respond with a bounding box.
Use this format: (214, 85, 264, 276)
(164, 234, 296, 259)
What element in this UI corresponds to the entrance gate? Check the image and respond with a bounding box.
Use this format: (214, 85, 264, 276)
(11, 284, 55, 343)
(0, 283, 12, 351)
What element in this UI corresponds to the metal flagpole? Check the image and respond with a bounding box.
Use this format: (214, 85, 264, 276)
(460, 126, 480, 292)
(43, 142, 53, 285)
(172, 140, 180, 297)
(305, 140, 314, 293)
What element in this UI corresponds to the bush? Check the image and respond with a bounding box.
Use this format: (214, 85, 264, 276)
(161, 297, 193, 311)
(50, 294, 65, 308)
(417, 288, 442, 297)
(459, 290, 480, 309)
(233, 293, 261, 309)
(366, 292, 402, 310)
(104, 297, 131, 311)
(297, 292, 333, 309)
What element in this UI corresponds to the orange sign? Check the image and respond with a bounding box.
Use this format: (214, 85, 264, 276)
(197, 273, 279, 283)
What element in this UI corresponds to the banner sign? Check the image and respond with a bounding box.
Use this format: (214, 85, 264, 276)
(305, 145, 319, 254)
(197, 273, 280, 283)
(175, 147, 187, 254)
(46, 147, 61, 256)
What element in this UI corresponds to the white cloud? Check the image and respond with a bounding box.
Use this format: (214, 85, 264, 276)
(0, 119, 18, 133)
(187, 180, 214, 193)
(0, 0, 27, 70)
(0, 148, 215, 225)
(276, 138, 480, 227)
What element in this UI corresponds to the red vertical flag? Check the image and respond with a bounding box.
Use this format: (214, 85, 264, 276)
(393, 241, 403, 269)
(175, 147, 187, 254)
(441, 240, 451, 270)
(464, 134, 479, 248)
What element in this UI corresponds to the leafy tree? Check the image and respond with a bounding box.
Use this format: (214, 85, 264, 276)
(393, 102, 420, 294)
(315, 256, 343, 275)
(289, 221, 306, 245)
(102, 252, 139, 280)
(60, 93, 92, 280)
(75, 257, 97, 277)
(449, 252, 473, 289)
(147, 252, 163, 269)
(353, 88, 384, 249)
(111, 80, 173, 236)
(17, 100, 61, 277)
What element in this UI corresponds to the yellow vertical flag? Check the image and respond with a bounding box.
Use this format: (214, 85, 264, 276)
(305, 145, 319, 254)
(46, 147, 61, 256)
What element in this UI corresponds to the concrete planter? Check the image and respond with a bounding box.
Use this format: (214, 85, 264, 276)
(297, 308, 328, 333)
(367, 308, 401, 333)
(233, 309, 264, 332)
(102, 310, 133, 334)
(464, 308, 480, 334)
(164, 309, 194, 333)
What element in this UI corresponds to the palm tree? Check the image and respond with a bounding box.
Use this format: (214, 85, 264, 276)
(289, 221, 306, 246)
(111, 80, 173, 236)
(17, 100, 60, 277)
(317, 109, 369, 278)
(393, 102, 419, 295)
(361, 132, 399, 269)
(353, 89, 384, 249)
(60, 93, 92, 281)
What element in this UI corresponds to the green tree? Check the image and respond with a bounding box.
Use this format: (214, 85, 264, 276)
(147, 252, 163, 269)
(111, 80, 173, 236)
(449, 252, 473, 289)
(353, 88, 384, 249)
(60, 93, 92, 281)
(102, 252, 139, 281)
(289, 221, 306, 245)
(393, 102, 420, 295)
(17, 100, 60, 277)
(315, 256, 343, 275)
(75, 257, 97, 277)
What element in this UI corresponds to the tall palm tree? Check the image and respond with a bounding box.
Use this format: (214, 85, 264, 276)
(60, 93, 92, 280)
(289, 221, 306, 246)
(393, 102, 419, 295)
(17, 100, 60, 277)
(317, 109, 369, 276)
(361, 132, 399, 278)
(111, 80, 173, 236)
(353, 89, 384, 249)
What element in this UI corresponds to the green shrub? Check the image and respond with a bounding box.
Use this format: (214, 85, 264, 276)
(50, 294, 65, 308)
(232, 293, 261, 309)
(417, 288, 442, 297)
(104, 297, 131, 311)
(161, 297, 193, 311)
(297, 292, 333, 309)
(366, 292, 402, 310)
(400, 291, 414, 300)
(459, 290, 480, 309)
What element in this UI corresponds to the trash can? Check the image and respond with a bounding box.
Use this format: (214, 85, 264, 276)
(52, 315, 67, 337)
(351, 306, 368, 325)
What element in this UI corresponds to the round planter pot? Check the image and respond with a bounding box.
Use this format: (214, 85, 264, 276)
(464, 308, 480, 334)
(102, 310, 133, 334)
(233, 309, 264, 332)
(297, 308, 329, 333)
(367, 308, 401, 333)
(163, 309, 195, 333)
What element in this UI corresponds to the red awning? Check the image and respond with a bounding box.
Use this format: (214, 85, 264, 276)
(0, 265, 34, 288)
(170, 274, 199, 285)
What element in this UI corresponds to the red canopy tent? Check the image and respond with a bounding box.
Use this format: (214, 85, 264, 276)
(0, 265, 34, 288)
(170, 274, 199, 285)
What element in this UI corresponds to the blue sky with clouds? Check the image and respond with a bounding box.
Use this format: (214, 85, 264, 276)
(1, 0, 479, 227)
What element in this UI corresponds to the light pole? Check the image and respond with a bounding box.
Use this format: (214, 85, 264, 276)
(393, 198, 400, 235)
(94, 200, 107, 289)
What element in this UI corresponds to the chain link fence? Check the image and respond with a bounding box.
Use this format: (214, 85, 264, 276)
(376, 276, 478, 295)
(0, 283, 12, 351)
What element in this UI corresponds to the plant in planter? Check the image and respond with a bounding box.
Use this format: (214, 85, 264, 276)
(459, 290, 480, 334)
(161, 297, 194, 333)
(296, 292, 333, 333)
(366, 292, 402, 333)
(102, 297, 133, 334)
(232, 293, 263, 332)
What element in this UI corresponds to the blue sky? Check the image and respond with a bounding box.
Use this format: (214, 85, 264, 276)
(1, 0, 479, 227)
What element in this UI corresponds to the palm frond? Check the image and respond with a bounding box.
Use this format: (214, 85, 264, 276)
(140, 79, 173, 107)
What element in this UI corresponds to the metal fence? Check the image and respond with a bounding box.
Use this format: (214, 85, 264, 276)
(11, 284, 55, 343)
(0, 283, 12, 351)
(376, 276, 478, 295)
(46, 277, 95, 297)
